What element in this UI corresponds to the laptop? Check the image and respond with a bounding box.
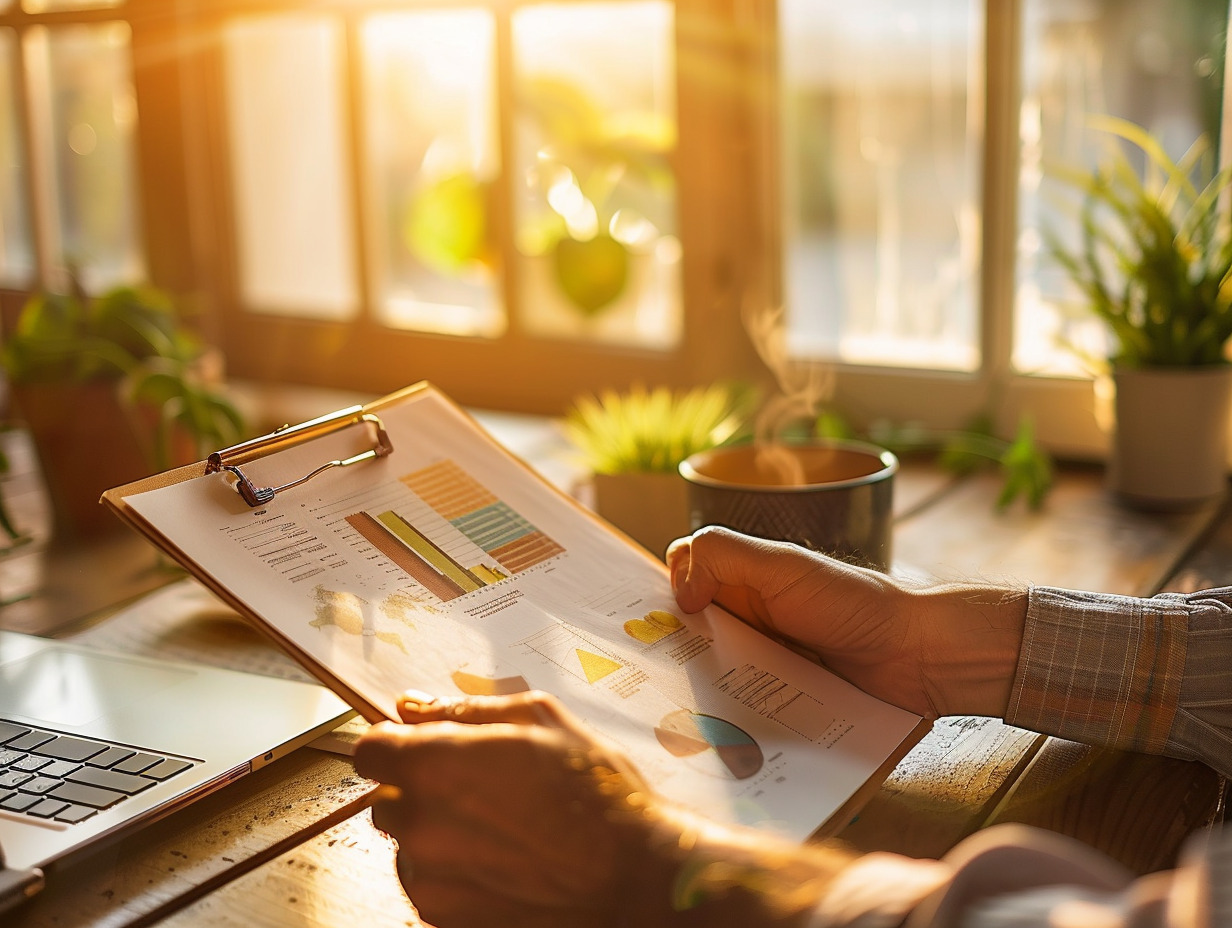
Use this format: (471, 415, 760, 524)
(0, 628, 353, 912)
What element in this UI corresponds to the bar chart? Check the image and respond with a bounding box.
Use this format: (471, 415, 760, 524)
(345, 459, 565, 603)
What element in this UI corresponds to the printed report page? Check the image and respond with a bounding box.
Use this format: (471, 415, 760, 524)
(125, 388, 923, 840)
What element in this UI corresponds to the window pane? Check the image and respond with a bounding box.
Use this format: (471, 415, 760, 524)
(361, 9, 502, 338)
(28, 22, 143, 291)
(0, 29, 34, 284)
(224, 15, 358, 320)
(512, 1, 681, 350)
(1014, 0, 1229, 375)
(779, 1, 983, 371)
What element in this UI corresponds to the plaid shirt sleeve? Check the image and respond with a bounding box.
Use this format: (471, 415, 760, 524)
(1004, 585, 1232, 777)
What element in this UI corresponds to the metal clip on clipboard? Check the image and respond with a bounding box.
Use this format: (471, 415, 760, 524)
(206, 405, 394, 507)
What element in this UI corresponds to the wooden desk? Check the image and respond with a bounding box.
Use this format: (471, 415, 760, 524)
(5, 457, 1229, 928)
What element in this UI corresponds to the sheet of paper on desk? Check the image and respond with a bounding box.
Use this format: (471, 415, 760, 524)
(67, 577, 316, 684)
(122, 388, 923, 841)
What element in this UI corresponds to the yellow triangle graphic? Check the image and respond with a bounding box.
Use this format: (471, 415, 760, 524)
(576, 649, 622, 683)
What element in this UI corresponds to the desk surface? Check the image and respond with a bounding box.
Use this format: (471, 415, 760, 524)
(5, 450, 1230, 928)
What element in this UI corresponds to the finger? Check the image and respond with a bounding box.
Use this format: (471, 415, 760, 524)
(394, 690, 571, 728)
(354, 713, 584, 787)
(669, 526, 795, 614)
(663, 533, 692, 565)
(354, 720, 418, 782)
(368, 782, 411, 837)
(367, 768, 622, 912)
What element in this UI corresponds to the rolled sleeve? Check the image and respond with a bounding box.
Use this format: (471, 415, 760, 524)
(1005, 585, 1232, 777)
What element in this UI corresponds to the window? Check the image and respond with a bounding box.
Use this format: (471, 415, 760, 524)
(2, 1, 1227, 455)
(0, 4, 142, 293)
(185, 0, 745, 414)
(775, 0, 1227, 457)
(779, 0, 982, 373)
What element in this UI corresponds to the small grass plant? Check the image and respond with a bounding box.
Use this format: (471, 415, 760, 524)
(1043, 114, 1232, 369)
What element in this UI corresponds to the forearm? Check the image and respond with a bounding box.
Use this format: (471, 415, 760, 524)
(624, 809, 859, 928)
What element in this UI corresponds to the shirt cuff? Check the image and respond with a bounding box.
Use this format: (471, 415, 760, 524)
(1005, 586, 1186, 755)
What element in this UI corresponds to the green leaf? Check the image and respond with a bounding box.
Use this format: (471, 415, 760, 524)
(1043, 116, 1232, 367)
(814, 410, 855, 440)
(564, 383, 757, 475)
(996, 418, 1053, 511)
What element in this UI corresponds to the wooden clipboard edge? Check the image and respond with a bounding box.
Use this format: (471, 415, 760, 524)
(100, 379, 926, 824)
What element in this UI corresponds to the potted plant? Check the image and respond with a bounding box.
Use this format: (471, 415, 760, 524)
(2, 282, 246, 537)
(1044, 115, 1232, 510)
(564, 382, 757, 556)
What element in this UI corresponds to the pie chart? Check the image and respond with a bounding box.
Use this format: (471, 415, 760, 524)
(654, 709, 764, 779)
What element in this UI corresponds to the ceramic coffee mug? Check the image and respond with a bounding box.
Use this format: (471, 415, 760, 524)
(678, 440, 897, 571)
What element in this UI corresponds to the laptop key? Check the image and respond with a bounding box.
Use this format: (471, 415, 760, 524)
(0, 749, 25, 766)
(0, 720, 31, 744)
(112, 752, 162, 774)
(67, 767, 156, 795)
(48, 781, 127, 810)
(88, 746, 136, 768)
(33, 735, 109, 763)
(7, 730, 54, 752)
(142, 758, 194, 781)
(53, 803, 97, 824)
(12, 754, 52, 772)
(0, 771, 32, 789)
(0, 792, 41, 812)
(18, 776, 60, 795)
(26, 798, 70, 819)
(40, 759, 81, 778)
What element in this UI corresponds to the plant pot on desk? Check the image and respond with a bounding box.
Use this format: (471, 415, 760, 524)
(592, 471, 690, 560)
(11, 380, 165, 539)
(1108, 365, 1232, 511)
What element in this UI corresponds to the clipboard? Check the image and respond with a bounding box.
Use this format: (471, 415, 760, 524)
(101, 382, 500, 721)
(102, 380, 929, 841)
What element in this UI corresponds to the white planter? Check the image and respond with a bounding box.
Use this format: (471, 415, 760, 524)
(1109, 365, 1232, 510)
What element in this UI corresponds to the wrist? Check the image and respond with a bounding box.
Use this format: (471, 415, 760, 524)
(911, 581, 1028, 718)
(625, 807, 856, 928)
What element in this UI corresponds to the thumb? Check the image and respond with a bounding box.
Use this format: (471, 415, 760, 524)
(668, 526, 798, 614)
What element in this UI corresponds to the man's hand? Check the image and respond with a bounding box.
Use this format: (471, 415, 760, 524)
(353, 690, 851, 928)
(667, 527, 1027, 719)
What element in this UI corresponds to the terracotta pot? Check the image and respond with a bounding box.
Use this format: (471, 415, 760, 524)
(1108, 365, 1232, 511)
(11, 380, 166, 539)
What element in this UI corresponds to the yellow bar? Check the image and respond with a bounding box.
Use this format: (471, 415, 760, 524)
(470, 564, 509, 584)
(377, 511, 482, 592)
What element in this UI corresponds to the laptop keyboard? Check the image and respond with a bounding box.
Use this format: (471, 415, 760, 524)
(0, 718, 198, 825)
